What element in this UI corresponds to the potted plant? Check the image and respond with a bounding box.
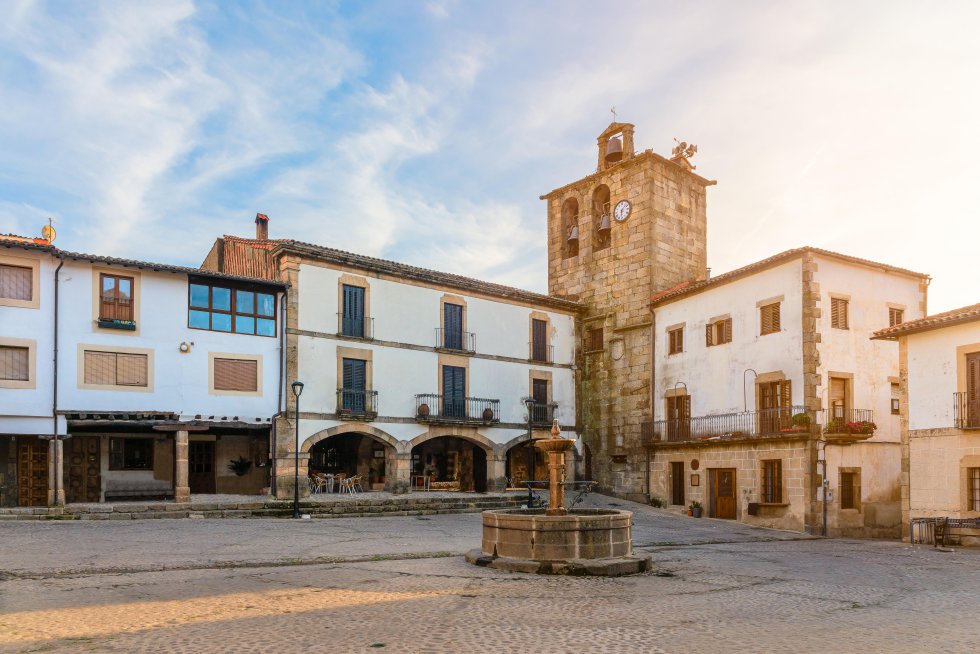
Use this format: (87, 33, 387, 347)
(689, 500, 703, 518)
(228, 456, 252, 477)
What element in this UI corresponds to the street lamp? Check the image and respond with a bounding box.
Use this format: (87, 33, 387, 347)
(291, 380, 305, 519)
(523, 396, 536, 508)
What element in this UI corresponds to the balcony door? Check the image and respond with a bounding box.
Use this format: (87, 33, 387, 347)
(531, 318, 548, 361)
(342, 284, 365, 337)
(829, 377, 849, 420)
(968, 353, 980, 428)
(759, 380, 792, 434)
(532, 379, 549, 424)
(666, 395, 691, 441)
(342, 358, 367, 414)
(444, 303, 463, 350)
(442, 365, 466, 418)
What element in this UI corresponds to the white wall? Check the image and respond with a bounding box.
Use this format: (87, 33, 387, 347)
(1, 250, 282, 432)
(906, 321, 980, 430)
(294, 262, 577, 447)
(813, 255, 924, 442)
(653, 260, 804, 417)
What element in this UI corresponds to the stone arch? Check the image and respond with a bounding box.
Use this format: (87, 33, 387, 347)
(406, 428, 497, 456)
(592, 184, 611, 251)
(560, 196, 580, 259)
(301, 424, 399, 453)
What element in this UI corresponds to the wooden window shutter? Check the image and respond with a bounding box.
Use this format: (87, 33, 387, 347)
(342, 358, 366, 391)
(889, 307, 903, 327)
(705, 323, 713, 347)
(532, 318, 547, 360)
(116, 353, 148, 387)
(831, 298, 848, 329)
(761, 303, 780, 335)
(682, 394, 691, 419)
(0, 345, 29, 381)
(0, 264, 32, 301)
(723, 318, 732, 343)
(780, 380, 792, 408)
(213, 358, 257, 392)
(84, 351, 117, 385)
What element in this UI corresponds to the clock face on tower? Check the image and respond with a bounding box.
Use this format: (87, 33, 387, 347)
(613, 199, 632, 222)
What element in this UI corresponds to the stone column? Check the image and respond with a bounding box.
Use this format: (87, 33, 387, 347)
(47, 438, 65, 507)
(489, 455, 507, 491)
(390, 452, 413, 494)
(174, 430, 190, 503)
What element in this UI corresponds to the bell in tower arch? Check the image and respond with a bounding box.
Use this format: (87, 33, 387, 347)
(605, 135, 623, 163)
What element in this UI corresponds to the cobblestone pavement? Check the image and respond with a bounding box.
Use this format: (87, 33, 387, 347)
(2, 496, 978, 653)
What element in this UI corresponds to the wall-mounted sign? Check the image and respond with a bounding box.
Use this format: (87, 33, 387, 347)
(690, 473, 700, 487)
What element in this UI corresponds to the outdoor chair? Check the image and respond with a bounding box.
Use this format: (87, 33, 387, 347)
(350, 475, 363, 493)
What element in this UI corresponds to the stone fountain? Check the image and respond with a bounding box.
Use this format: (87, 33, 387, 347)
(466, 421, 652, 576)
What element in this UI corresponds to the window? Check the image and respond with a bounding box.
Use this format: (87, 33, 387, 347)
(188, 281, 276, 337)
(891, 382, 900, 415)
(760, 303, 781, 335)
(0, 345, 29, 382)
(969, 468, 980, 512)
(585, 327, 604, 352)
(0, 263, 32, 302)
(831, 297, 849, 329)
(531, 318, 548, 362)
(706, 318, 732, 346)
(213, 358, 258, 392)
(668, 327, 684, 355)
(442, 365, 466, 418)
(83, 350, 148, 387)
(341, 284, 367, 337)
(109, 438, 153, 470)
(889, 307, 904, 327)
(839, 470, 860, 510)
(99, 273, 134, 322)
(762, 460, 783, 503)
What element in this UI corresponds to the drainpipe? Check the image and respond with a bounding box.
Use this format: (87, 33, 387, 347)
(52, 256, 64, 505)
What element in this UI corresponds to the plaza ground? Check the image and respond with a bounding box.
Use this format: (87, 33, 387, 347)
(1, 496, 978, 653)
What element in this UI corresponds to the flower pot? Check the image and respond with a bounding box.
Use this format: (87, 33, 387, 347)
(418, 403, 430, 417)
(688, 510, 693, 516)
(482, 407, 494, 421)
(692, 508, 703, 518)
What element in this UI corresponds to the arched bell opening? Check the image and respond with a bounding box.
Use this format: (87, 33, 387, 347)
(561, 197, 580, 259)
(592, 184, 611, 252)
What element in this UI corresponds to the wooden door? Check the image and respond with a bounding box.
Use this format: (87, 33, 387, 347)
(759, 380, 792, 434)
(711, 468, 737, 519)
(967, 353, 980, 428)
(670, 461, 685, 506)
(532, 379, 549, 423)
(66, 436, 101, 503)
(830, 377, 848, 420)
(666, 395, 691, 441)
(442, 365, 466, 418)
(17, 437, 47, 507)
(188, 441, 215, 494)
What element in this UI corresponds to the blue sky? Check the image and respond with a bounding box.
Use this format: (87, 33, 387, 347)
(1, 0, 977, 312)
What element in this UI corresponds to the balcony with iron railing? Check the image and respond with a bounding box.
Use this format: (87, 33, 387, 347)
(415, 394, 500, 424)
(529, 342, 555, 364)
(823, 408, 876, 442)
(336, 389, 379, 420)
(435, 328, 475, 353)
(336, 313, 374, 340)
(642, 406, 817, 444)
(954, 392, 980, 429)
(529, 402, 559, 428)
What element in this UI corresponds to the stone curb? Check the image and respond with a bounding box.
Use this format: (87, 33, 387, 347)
(464, 549, 654, 576)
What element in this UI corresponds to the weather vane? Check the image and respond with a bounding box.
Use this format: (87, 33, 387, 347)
(610, 106, 618, 122)
(672, 138, 698, 161)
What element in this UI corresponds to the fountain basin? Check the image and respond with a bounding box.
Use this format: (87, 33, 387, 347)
(465, 508, 652, 576)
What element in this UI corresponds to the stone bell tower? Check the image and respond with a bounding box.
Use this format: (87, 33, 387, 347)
(541, 122, 714, 500)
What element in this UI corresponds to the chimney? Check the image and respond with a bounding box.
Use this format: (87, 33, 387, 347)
(255, 213, 269, 240)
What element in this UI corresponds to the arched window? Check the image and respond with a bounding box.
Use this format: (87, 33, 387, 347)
(561, 197, 579, 258)
(592, 185, 611, 252)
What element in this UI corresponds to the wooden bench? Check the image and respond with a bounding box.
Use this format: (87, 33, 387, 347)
(103, 479, 174, 502)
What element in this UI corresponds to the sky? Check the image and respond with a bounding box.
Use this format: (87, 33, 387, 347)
(0, 0, 977, 313)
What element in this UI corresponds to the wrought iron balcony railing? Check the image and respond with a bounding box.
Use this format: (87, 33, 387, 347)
(336, 389, 378, 419)
(824, 408, 875, 435)
(529, 342, 555, 364)
(435, 328, 475, 352)
(642, 406, 816, 443)
(529, 402, 559, 427)
(415, 394, 500, 424)
(336, 313, 374, 339)
(954, 392, 980, 429)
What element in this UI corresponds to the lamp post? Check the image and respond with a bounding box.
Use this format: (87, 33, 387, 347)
(523, 396, 536, 508)
(291, 381, 304, 519)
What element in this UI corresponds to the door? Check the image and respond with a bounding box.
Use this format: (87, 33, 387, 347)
(473, 447, 487, 493)
(17, 437, 47, 507)
(442, 365, 466, 418)
(443, 303, 463, 350)
(342, 358, 367, 413)
(341, 284, 365, 337)
(829, 377, 849, 420)
(967, 353, 980, 428)
(532, 379, 549, 424)
(670, 461, 685, 506)
(188, 441, 215, 494)
(66, 436, 101, 503)
(531, 318, 548, 361)
(711, 468, 737, 519)
(759, 380, 792, 434)
(666, 395, 691, 441)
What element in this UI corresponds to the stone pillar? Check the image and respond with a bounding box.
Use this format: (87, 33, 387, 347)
(174, 430, 190, 503)
(489, 455, 507, 491)
(47, 438, 65, 507)
(390, 452, 412, 494)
